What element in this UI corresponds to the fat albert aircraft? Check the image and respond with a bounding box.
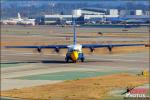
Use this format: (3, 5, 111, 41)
(6, 21, 144, 63)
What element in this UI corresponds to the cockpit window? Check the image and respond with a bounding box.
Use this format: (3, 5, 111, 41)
(68, 49, 80, 52)
(74, 50, 79, 52)
(68, 48, 73, 52)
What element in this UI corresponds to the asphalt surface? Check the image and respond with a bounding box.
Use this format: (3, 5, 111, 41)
(1, 49, 149, 90)
(1, 25, 149, 91)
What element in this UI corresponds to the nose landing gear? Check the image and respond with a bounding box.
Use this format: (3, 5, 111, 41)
(65, 53, 85, 63)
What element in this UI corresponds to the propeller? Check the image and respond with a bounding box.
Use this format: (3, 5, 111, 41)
(107, 46, 112, 52)
(37, 47, 42, 53)
(55, 47, 60, 53)
(90, 47, 95, 53)
(32, 47, 42, 54)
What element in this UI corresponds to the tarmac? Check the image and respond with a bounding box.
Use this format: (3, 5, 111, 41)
(1, 25, 149, 99)
(1, 47, 149, 90)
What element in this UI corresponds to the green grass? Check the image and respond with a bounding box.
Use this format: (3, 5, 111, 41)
(0, 97, 18, 100)
(16, 71, 121, 80)
(0, 64, 20, 68)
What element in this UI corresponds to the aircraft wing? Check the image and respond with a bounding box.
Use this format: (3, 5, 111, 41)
(5, 45, 68, 52)
(6, 45, 68, 49)
(82, 44, 144, 48)
(82, 44, 144, 52)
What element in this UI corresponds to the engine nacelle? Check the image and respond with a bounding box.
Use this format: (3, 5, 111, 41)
(90, 48, 95, 52)
(55, 47, 60, 53)
(37, 48, 42, 53)
(107, 46, 112, 52)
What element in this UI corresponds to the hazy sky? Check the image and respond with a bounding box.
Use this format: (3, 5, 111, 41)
(1, 0, 149, 19)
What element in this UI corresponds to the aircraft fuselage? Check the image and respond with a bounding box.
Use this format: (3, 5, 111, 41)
(65, 44, 85, 62)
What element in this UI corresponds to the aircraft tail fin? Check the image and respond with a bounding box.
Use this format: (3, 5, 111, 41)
(18, 13, 21, 21)
(73, 16, 76, 45)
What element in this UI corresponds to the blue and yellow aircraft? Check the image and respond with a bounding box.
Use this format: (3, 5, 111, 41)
(6, 21, 144, 63)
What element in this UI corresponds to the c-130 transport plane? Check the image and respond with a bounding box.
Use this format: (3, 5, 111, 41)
(6, 20, 144, 63)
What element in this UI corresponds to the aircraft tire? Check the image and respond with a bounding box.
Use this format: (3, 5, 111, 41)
(81, 58, 84, 62)
(65, 58, 69, 63)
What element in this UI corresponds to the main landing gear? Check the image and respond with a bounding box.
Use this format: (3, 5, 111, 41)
(65, 58, 85, 63)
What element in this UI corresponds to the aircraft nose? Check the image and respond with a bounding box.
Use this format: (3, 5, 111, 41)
(71, 51, 78, 62)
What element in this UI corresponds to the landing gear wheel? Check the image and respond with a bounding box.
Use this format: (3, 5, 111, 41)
(73, 60, 77, 63)
(81, 58, 84, 62)
(65, 58, 69, 63)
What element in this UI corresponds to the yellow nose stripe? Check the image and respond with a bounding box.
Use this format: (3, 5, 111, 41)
(71, 51, 78, 61)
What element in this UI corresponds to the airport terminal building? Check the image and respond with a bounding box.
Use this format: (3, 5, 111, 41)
(38, 8, 149, 25)
(42, 9, 119, 25)
(43, 15, 84, 25)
